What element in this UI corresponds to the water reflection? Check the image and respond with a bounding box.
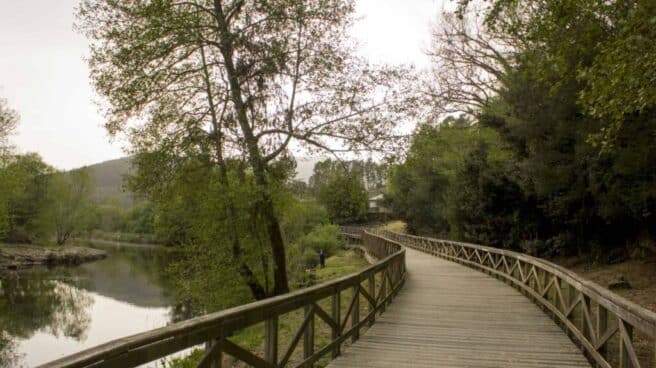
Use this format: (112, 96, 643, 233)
(0, 242, 181, 367)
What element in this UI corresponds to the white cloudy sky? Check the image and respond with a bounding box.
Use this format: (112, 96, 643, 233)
(0, 0, 450, 170)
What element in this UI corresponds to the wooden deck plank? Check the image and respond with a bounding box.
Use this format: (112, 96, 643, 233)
(328, 248, 591, 368)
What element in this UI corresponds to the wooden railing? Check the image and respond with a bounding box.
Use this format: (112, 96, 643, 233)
(378, 229, 656, 368)
(339, 226, 364, 240)
(40, 230, 405, 368)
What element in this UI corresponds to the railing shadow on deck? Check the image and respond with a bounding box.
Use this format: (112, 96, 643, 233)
(40, 230, 405, 368)
(377, 229, 656, 368)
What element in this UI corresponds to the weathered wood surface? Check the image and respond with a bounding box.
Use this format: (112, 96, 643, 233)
(382, 230, 656, 368)
(328, 247, 591, 367)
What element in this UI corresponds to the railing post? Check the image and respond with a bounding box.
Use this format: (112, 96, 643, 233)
(368, 274, 375, 326)
(303, 304, 314, 363)
(332, 290, 341, 358)
(265, 317, 278, 365)
(352, 284, 360, 343)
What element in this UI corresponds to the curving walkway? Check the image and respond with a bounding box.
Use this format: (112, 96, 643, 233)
(328, 247, 591, 368)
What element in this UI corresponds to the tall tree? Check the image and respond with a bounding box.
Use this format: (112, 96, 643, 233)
(0, 97, 19, 237)
(413, 1, 656, 256)
(48, 168, 95, 245)
(77, 0, 416, 295)
(456, 0, 656, 148)
(0, 154, 53, 243)
(309, 159, 368, 224)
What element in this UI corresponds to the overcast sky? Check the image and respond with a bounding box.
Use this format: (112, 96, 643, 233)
(0, 0, 449, 170)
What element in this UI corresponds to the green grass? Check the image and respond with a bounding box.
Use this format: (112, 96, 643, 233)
(315, 250, 369, 282)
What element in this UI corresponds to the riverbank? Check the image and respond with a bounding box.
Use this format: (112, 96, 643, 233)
(0, 244, 107, 270)
(75, 237, 164, 249)
(83, 230, 164, 245)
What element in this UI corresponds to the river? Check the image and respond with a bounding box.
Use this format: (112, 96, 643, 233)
(0, 241, 190, 368)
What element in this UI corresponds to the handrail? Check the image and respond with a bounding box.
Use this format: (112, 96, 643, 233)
(339, 226, 364, 239)
(39, 230, 405, 368)
(377, 229, 656, 368)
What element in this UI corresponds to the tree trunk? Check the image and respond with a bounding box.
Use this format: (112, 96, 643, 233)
(213, 1, 289, 295)
(199, 44, 268, 300)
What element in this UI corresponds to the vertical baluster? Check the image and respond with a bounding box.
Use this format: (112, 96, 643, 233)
(368, 274, 375, 326)
(582, 295, 591, 341)
(597, 304, 607, 358)
(332, 290, 341, 358)
(568, 284, 577, 319)
(538, 269, 545, 299)
(619, 321, 633, 368)
(204, 339, 223, 368)
(380, 270, 387, 313)
(265, 317, 278, 365)
(352, 284, 360, 343)
(303, 305, 314, 363)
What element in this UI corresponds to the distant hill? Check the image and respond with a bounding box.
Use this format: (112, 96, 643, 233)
(85, 157, 134, 207)
(81, 155, 322, 208)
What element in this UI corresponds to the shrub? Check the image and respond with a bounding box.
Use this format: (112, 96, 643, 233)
(296, 224, 341, 257)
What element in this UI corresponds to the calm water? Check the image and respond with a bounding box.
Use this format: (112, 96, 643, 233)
(0, 241, 189, 367)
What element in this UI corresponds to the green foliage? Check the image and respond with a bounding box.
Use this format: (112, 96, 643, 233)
(387, 116, 508, 236)
(166, 349, 204, 368)
(47, 168, 95, 245)
(126, 149, 342, 309)
(447, 142, 533, 248)
(477, 44, 656, 254)
(405, 1, 656, 256)
(310, 159, 369, 224)
(470, 0, 656, 147)
(290, 224, 341, 268)
(280, 199, 330, 245)
(0, 153, 54, 243)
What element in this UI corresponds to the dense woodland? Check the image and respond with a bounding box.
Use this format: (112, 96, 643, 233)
(387, 0, 656, 260)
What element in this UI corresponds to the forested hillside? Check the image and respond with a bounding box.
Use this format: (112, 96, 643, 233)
(84, 156, 320, 208)
(86, 157, 133, 207)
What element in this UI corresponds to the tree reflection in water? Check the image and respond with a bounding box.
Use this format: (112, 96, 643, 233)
(0, 271, 93, 364)
(0, 242, 204, 367)
(0, 331, 19, 368)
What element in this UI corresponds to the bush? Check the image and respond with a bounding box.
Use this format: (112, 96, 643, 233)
(287, 224, 343, 283)
(296, 224, 341, 257)
(281, 199, 329, 245)
(300, 248, 319, 269)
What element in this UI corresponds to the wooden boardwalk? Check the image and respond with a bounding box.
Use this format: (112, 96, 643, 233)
(328, 247, 591, 368)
